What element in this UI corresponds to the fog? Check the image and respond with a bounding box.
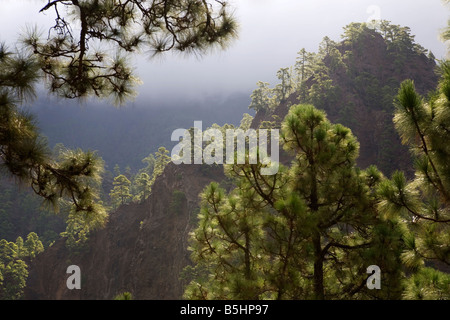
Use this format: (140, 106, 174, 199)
(0, 0, 448, 106)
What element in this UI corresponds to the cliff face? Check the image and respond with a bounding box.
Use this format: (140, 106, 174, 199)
(253, 30, 438, 176)
(25, 163, 224, 300)
(332, 31, 438, 175)
(25, 27, 439, 300)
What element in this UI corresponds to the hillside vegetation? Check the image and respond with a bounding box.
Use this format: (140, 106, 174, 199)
(12, 22, 448, 301)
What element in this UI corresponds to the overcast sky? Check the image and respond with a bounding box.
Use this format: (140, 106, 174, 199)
(0, 0, 448, 106)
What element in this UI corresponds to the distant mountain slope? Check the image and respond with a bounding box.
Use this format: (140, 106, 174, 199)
(253, 22, 438, 176)
(25, 163, 225, 299)
(32, 92, 252, 171)
(25, 22, 439, 300)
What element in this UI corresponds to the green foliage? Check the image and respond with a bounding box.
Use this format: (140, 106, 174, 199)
(133, 172, 151, 203)
(0, 43, 39, 101)
(252, 21, 437, 176)
(21, 0, 237, 103)
(114, 292, 133, 300)
(403, 268, 450, 300)
(249, 68, 294, 113)
(113, 164, 121, 177)
(0, 0, 239, 256)
(150, 147, 171, 184)
(60, 202, 107, 250)
(307, 60, 341, 112)
(0, 233, 44, 300)
(275, 67, 294, 103)
(140, 154, 156, 176)
(0, 178, 65, 246)
(185, 104, 404, 300)
(342, 22, 370, 45)
(23, 232, 44, 260)
(109, 174, 132, 209)
(378, 62, 450, 298)
(0, 45, 108, 236)
(239, 113, 254, 131)
(249, 81, 272, 112)
(114, 147, 172, 205)
(294, 48, 317, 100)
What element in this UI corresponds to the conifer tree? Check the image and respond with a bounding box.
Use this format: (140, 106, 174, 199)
(150, 147, 171, 184)
(379, 63, 450, 299)
(294, 48, 316, 100)
(239, 113, 254, 131)
(109, 174, 132, 209)
(23, 232, 44, 260)
(1, 0, 237, 231)
(134, 172, 151, 202)
(0, 233, 44, 300)
(21, 0, 238, 103)
(275, 67, 294, 103)
(249, 81, 272, 112)
(185, 104, 403, 300)
(140, 153, 156, 176)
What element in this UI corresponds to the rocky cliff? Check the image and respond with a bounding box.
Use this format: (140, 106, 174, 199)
(25, 163, 225, 299)
(24, 25, 440, 300)
(253, 29, 438, 176)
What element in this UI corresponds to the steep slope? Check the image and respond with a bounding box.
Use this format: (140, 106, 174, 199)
(253, 25, 438, 176)
(33, 93, 252, 170)
(25, 163, 225, 299)
(329, 29, 437, 175)
(24, 23, 439, 300)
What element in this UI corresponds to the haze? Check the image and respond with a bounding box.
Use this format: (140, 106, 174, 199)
(0, 0, 447, 106)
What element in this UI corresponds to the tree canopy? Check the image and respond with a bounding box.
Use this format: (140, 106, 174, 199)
(184, 104, 404, 300)
(184, 19, 449, 301)
(0, 0, 238, 239)
(22, 0, 238, 103)
(377, 63, 450, 299)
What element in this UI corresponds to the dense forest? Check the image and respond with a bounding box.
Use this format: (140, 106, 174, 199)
(0, 0, 449, 302)
(183, 21, 449, 300)
(248, 21, 438, 176)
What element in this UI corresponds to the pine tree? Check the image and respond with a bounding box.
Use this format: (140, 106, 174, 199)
(114, 291, 133, 300)
(1, 45, 107, 233)
(23, 232, 44, 260)
(379, 63, 450, 299)
(113, 164, 121, 177)
(150, 147, 171, 185)
(134, 172, 151, 202)
(341, 22, 372, 47)
(294, 48, 316, 100)
(275, 67, 294, 103)
(21, 0, 238, 103)
(140, 153, 156, 176)
(184, 104, 403, 300)
(249, 81, 272, 112)
(318, 36, 337, 57)
(0, 233, 44, 300)
(239, 113, 254, 131)
(109, 174, 132, 209)
(1, 0, 237, 233)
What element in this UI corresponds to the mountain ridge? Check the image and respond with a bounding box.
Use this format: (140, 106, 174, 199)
(24, 23, 440, 300)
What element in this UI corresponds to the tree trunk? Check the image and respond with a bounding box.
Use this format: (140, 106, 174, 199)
(313, 231, 325, 300)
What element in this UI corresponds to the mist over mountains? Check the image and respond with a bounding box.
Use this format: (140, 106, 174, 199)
(0, 0, 449, 303)
(30, 92, 253, 171)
